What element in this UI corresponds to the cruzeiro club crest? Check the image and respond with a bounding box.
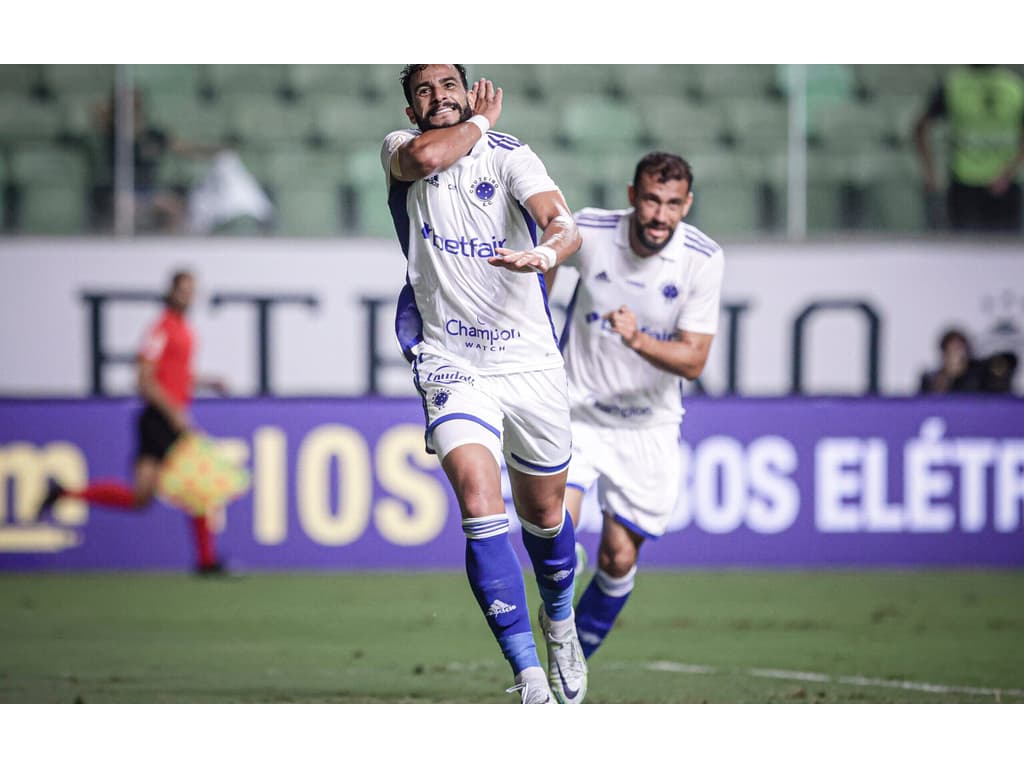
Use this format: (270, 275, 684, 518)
(432, 389, 452, 410)
(661, 282, 680, 303)
(469, 177, 499, 206)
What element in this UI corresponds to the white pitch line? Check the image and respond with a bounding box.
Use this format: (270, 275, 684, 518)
(618, 662, 1024, 700)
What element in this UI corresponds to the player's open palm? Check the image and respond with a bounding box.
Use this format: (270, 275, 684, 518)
(469, 78, 502, 129)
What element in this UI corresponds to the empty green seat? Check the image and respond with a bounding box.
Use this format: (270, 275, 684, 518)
(491, 95, 562, 148)
(41, 64, 114, 95)
(9, 144, 89, 234)
(726, 99, 789, 153)
(691, 65, 777, 100)
(610, 65, 694, 100)
(561, 96, 644, 152)
(0, 96, 62, 141)
(312, 96, 400, 149)
(684, 152, 764, 235)
(206, 65, 289, 96)
(813, 100, 891, 152)
(638, 96, 728, 153)
(534, 65, 615, 98)
(147, 92, 231, 145)
(228, 96, 315, 147)
(470, 65, 541, 98)
(857, 148, 927, 231)
(290, 64, 367, 98)
(854, 65, 943, 98)
(0, 65, 43, 94)
(131, 65, 203, 95)
(805, 150, 855, 232)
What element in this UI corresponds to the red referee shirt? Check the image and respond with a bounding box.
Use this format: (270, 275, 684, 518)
(138, 309, 194, 408)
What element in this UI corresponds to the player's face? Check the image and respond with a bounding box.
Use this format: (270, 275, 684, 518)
(405, 65, 471, 132)
(169, 275, 195, 313)
(628, 174, 693, 254)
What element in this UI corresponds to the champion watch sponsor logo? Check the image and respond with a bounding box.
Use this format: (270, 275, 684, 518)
(446, 318, 521, 345)
(420, 222, 506, 257)
(469, 176, 499, 206)
(486, 600, 517, 616)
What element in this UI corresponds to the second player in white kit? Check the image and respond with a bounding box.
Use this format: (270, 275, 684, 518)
(547, 151, 724, 660)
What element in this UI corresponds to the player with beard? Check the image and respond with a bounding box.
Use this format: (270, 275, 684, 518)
(546, 152, 724, 659)
(380, 65, 587, 703)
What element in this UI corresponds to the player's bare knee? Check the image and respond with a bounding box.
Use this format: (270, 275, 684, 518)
(598, 544, 638, 578)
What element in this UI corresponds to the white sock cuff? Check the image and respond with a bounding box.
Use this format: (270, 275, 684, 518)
(462, 514, 510, 540)
(517, 509, 567, 539)
(595, 565, 636, 598)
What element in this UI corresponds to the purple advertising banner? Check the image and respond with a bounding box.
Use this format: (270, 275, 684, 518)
(1, 397, 1022, 570)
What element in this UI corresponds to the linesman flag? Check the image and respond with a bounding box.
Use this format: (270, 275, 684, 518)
(158, 432, 250, 517)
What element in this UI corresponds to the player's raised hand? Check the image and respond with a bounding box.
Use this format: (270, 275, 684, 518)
(603, 306, 642, 349)
(489, 246, 554, 274)
(468, 78, 502, 129)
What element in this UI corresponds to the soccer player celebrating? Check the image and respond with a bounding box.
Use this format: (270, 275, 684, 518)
(38, 270, 230, 575)
(382, 65, 587, 703)
(547, 152, 724, 659)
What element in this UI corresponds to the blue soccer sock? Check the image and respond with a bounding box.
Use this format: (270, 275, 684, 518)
(520, 509, 576, 622)
(575, 565, 637, 658)
(463, 515, 541, 675)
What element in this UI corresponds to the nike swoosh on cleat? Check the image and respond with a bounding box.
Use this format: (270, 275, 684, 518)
(555, 659, 580, 700)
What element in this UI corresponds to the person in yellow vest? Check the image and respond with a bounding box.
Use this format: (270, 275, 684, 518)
(914, 65, 1024, 232)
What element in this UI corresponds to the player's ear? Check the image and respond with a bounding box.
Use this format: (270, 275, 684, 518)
(405, 106, 416, 125)
(627, 185, 636, 206)
(682, 191, 694, 217)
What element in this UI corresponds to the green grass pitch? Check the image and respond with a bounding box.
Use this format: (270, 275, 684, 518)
(1, 569, 1022, 703)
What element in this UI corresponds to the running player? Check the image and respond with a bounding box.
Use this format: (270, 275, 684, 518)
(547, 152, 724, 658)
(382, 65, 587, 703)
(38, 270, 230, 575)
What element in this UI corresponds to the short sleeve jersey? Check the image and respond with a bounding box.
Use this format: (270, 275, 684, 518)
(138, 309, 194, 408)
(381, 127, 563, 374)
(560, 209, 724, 429)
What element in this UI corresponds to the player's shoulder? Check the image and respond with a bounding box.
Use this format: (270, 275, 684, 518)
(382, 127, 420, 151)
(678, 222, 724, 258)
(574, 207, 629, 229)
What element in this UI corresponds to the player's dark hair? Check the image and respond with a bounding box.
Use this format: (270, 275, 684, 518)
(400, 65, 469, 107)
(165, 270, 193, 306)
(939, 328, 971, 354)
(633, 152, 694, 192)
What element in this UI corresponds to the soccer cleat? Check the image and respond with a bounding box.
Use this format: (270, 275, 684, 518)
(538, 605, 588, 704)
(194, 560, 229, 577)
(36, 480, 66, 519)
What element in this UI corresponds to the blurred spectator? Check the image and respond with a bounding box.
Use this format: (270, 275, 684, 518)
(919, 328, 986, 393)
(913, 65, 1024, 233)
(919, 327, 1019, 394)
(96, 89, 220, 233)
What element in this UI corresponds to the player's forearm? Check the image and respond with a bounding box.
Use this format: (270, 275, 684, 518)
(628, 334, 708, 380)
(398, 120, 487, 179)
(537, 215, 582, 268)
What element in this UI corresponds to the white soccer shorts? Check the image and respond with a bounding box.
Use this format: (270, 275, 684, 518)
(412, 351, 572, 475)
(566, 420, 682, 539)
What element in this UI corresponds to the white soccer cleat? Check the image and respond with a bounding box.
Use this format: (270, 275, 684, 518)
(506, 668, 555, 704)
(538, 605, 588, 704)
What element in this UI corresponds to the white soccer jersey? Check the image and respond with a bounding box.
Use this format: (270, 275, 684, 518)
(381, 127, 564, 374)
(560, 208, 724, 429)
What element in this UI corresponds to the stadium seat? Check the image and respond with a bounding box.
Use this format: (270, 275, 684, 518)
(289, 64, 368, 98)
(684, 151, 763, 235)
(40, 64, 114, 96)
(362, 64, 403, 102)
(312, 96, 401, 150)
(561, 96, 645, 153)
(489, 95, 563, 148)
(534, 65, 616, 98)
(8, 143, 89, 234)
(131, 64, 204, 96)
(637, 96, 729, 154)
(853, 64, 944, 98)
(0, 64, 43, 96)
(260, 148, 345, 236)
(146, 92, 232, 146)
(0, 150, 7, 230)
(856, 148, 928, 232)
(227, 96, 316, 148)
(205, 65, 290, 97)
(873, 93, 932, 148)
(812, 100, 892, 152)
(690, 65, 778, 101)
(726, 99, 789, 153)
(609, 65, 694, 101)
(0, 95, 63, 141)
(470, 65, 542, 99)
(805, 150, 855, 232)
